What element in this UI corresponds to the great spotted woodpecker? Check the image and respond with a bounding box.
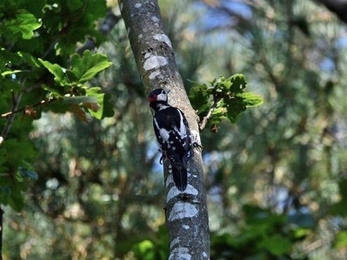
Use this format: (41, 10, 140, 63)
(148, 88, 193, 191)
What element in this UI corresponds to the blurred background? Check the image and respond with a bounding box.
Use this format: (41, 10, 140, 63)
(4, 0, 347, 259)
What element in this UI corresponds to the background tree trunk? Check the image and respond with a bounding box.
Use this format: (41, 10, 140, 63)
(118, 0, 210, 258)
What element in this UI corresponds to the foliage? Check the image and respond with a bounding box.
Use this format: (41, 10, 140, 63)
(2, 0, 347, 260)
(190, 74, 263, 129)
(0, 0, 111, 211)
(211, 205, 313, 259)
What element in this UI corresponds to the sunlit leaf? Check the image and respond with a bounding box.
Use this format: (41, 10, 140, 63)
(334, 231, 347, 249)
(133, 240, 155, 260)
(86, 87, 104, 118)
(38, 59, 65, 84)
(238, 92, 263, 107)
(229, 73, 247, 93)
(70, 51, 112, 83)
(1, 70, 22, 77)
(190, 74, 262, 127)
(4, 10, 42, 39)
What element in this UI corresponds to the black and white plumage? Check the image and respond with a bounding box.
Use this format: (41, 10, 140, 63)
(148, 88, 193, 191)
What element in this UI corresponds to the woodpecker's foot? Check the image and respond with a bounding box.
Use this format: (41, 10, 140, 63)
(190, 130, 203, 150)
(159, 149, 169, 164)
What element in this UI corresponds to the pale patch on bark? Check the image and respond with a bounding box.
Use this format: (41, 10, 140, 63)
(182, 225, 190, 230)
(166, 184, 198, 202)
(143, 55, 167, 71)
(170, 237, 180, 249)
(169, 247, 192, 260)
(166, 186, 180, 202)
(153, 33, 172, 49)
(185, 184, 198, 195)
(169, 202, 198, 221)
(149, 71, 161, 79)
(151, 16, 160, 22)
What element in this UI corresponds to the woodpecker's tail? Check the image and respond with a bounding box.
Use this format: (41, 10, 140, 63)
(172, 167, 187, 191)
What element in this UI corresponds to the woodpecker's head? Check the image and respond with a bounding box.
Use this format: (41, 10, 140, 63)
(148, 88, 170, 110)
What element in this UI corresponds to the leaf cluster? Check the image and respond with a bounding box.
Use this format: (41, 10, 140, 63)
(211, 205, 312, 259)
(39, 51, 113, 120)
(189, 74, 263, 130)
(0, 0, 111, 211)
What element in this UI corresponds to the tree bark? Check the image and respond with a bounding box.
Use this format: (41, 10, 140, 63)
(118, 0, 210, 259)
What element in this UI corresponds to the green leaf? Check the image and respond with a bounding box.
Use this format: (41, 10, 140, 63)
(0, 168, 37, 212)
(38, 59, 66, 84)
(225, 96, 247, 123)
(213, 76, 231, 93)
(210, 107, 227, 124)
(330, 180, 347, 216)
(133, 240, 156, 260)
(238, 92, 264, 107)
(7, 186, 25, 212)
(334, 231, 347, 249)
(70, 51, 112, 83)
(0, 139, 38, 170)
(67, 0, 84, 11)
(5, 10, 42, 39)
(190, 74, 263, 126)
(85, 87, 105, 119)
(17, 51, 41, 68)
(229, 73, 247, 93)
(189, 83, 211, 116)
(258, 234, 292, 256)
(1, 70, 23, 77)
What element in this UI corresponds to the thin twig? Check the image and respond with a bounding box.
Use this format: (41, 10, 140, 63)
(0, 99, 54, 119)
(1, 91, 23, 139)
(199, 98, 220, 131)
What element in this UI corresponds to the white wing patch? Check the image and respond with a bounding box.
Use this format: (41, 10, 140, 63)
(177, 111, 187, 138)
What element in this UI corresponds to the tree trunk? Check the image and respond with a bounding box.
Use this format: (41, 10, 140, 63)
(118, 0, 210, 258)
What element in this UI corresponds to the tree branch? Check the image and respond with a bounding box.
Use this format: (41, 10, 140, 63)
(1, 91, 23, 140)
(0, 99, 53, 119)
(77, 10, 121, 55)
(118, 0, 210, 258)
(199, 97, 221, 131)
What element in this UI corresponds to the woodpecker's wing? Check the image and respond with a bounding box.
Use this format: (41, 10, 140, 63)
(153, 106, 192, 165)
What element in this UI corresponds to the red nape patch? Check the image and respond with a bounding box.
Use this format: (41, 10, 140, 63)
(148, 95, 157, 103)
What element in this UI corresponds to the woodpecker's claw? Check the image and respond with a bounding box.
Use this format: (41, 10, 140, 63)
(159, 149, 168, 164)
(190, 130, 203, 150)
